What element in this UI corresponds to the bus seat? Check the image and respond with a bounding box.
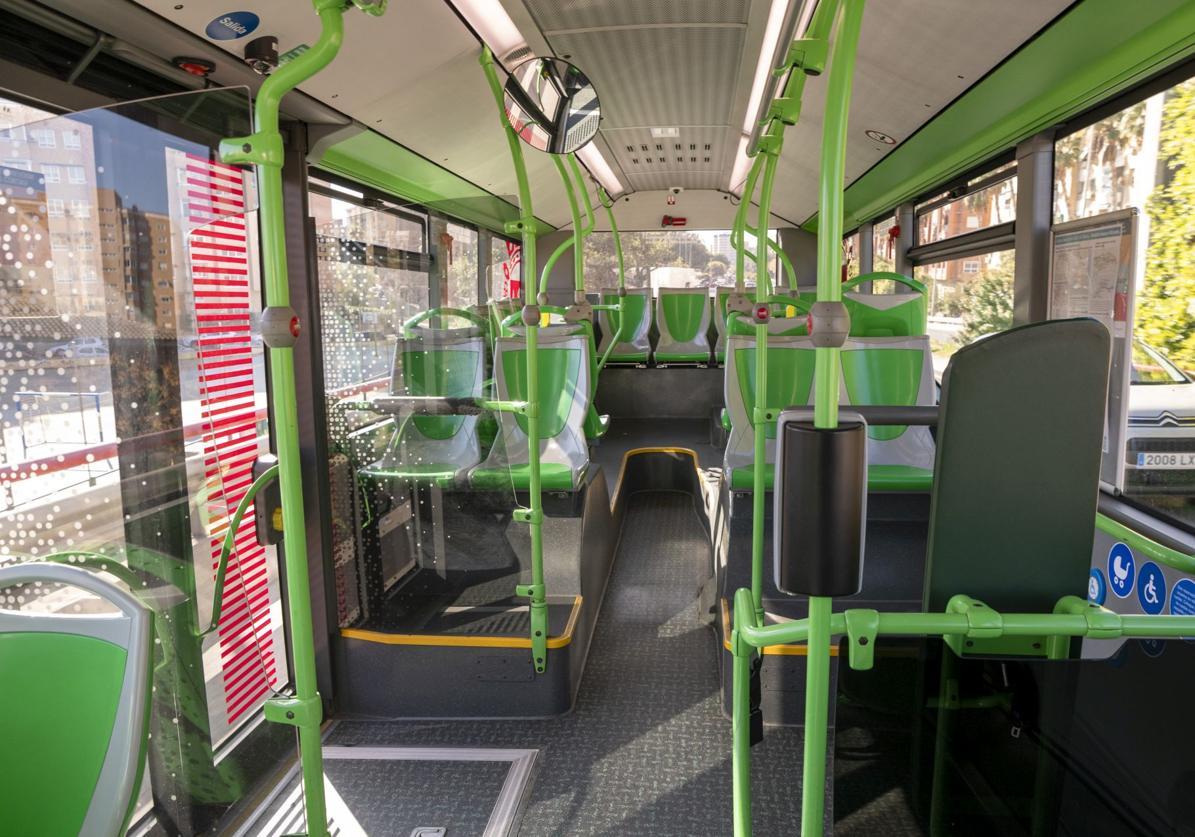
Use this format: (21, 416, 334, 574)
(596, 287, 652, 363)
(572, 317, 610, 441)
(723, 332, 816, 490)
(470, 329, 591, 491)
(845, 290, 927, 336)
(723, 333, 937, 491)
(713, 286, 736, 363)
(923, 319, 1110, 612)
(360, 327, 486, 488)
(654, 287, 712, 363)
(0, 563, 152, 837)
(841, 336, 937, 487)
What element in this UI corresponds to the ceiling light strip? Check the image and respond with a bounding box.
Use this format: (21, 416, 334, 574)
(728, 0, 819, 193)
(446, 0, 626, 198)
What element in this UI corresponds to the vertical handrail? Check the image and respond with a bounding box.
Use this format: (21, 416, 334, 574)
(217, 2, 384, 833)
(479, 47, 548, 673)
(597, 186, 626, 370)
(803, 1, 866, 835)
(541, 155, 582, 300)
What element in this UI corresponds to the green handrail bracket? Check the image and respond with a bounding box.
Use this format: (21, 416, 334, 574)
(480, 47, 549, 674)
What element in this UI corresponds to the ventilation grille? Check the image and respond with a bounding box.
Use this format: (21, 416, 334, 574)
(630, 171, 724, 191)
(523, 0, 749, 31)
(551, 27, 742, 128)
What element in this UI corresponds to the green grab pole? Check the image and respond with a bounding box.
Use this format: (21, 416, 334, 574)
(731, 624, 754, 837)
(749, 135, 781, 622)
(480, 47, 547, 673)
(567, 155, 594, 298)
(732, 155, 765, 292)
(597, 188, 626, 370)
(803, 1, 865, 835)
(199, 464, 279, 638)
(1096, 513, 1195, 575)
(218, 3, 385, 833)
(542, 155, 582, 300)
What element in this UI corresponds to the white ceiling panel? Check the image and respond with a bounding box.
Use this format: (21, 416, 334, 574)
(767, 0, 1071, 224)
(550, 27, 746, 129)
(115, 0, 1073, 229)
(522, 0, 750, 32)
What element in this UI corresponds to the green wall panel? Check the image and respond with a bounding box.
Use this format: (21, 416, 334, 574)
(315, 129, 555, 235)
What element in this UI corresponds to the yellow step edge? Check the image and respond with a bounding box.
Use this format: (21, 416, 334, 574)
(720, 596, 840, 657)
(340, 595, 582, 650)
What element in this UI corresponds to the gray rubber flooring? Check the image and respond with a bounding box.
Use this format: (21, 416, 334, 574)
(329, 491, 811, 835)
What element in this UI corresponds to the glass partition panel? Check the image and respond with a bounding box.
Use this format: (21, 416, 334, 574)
(0, 89, 292, 835)
(311, 183, 536, 673)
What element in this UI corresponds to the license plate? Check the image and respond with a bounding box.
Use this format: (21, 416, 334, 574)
(1136, 452, 1195, 469)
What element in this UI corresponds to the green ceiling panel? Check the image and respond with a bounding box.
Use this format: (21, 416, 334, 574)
(315, 129, 554, 236)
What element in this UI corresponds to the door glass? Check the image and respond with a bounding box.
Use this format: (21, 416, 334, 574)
(0, 88, 292, 834)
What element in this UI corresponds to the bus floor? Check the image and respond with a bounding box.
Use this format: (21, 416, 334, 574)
(324, 489, 817, 835)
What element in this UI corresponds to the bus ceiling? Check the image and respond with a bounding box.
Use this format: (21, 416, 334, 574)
(6, 0, 1103, 229)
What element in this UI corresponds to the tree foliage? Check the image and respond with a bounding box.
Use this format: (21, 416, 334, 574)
(1136, 80, 1195, 370)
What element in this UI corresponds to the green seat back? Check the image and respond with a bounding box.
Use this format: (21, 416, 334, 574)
(845, 292, 927, 337)
(501, 346, 583, 439)
(733, 345, 816, 439)
(600, 290, 651, 339)
(923, 319, 1110, 612)
(1, 633, 126, 835)
(841, 347, 925, 441)
(658, 291, 708, 342)
(0, 563, 152, 837)
(400, 347, 483, 440)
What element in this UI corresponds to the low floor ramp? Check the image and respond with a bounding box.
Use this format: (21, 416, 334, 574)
(654, 287, 712, 363)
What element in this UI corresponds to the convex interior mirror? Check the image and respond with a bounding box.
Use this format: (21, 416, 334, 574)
(503, 57, 600, 154)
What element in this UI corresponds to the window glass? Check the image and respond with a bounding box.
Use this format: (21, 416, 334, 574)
(1061, 78, 1195, 522)
(308, 180, 429, 396)
(583, 229, 777, 292)
(0, 89, 295, 830)
(490, 235, 521, 300)
(916, 175, 1016, 245)
(441, 221, 479, 309)
(843, 231, 860, 281)
(870, 216, 898, 292)
(914, 249, 1014, 374)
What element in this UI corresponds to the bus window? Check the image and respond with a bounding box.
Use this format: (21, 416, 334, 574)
(583, 229, 777, 292)
(1057, 76, 1195, 524)
(442, 221, 479, 309)
(913, 249, 1015, 375)
(869, 216, 899, 292)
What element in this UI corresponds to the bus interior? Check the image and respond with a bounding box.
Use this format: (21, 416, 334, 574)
(2, 0, 1195, 835)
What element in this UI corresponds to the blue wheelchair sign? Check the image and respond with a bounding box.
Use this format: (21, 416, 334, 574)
(1107, 542, 1135, 599)
(1088, 568, 1107, 605)
(1136, 561, 1166, 615)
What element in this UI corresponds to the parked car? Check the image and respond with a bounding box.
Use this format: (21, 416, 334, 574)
(1125, 339, 1195, 492)
(47, 337, 108, 359)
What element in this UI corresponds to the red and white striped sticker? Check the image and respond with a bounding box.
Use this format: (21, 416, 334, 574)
(185, 153, 279, 725)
